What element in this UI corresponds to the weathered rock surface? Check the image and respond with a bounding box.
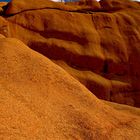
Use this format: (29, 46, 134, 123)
(0, 2, 7, 7)
(0, 37, 140, 139)
(0, 0, 140, 139)
(2, 0, 139, 107)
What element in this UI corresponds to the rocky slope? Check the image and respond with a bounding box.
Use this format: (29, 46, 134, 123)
(0, 0, 139, 107)
(0, 36, 140, 139)
(0, 0, 140, 139)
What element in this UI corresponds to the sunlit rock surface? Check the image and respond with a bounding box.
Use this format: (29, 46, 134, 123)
(0, 36, 140, 139)
(2, 0, 139, 107)
(0, 0, 140, 139)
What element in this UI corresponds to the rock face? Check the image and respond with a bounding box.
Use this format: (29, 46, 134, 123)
(0, 37, 140, 139)
(0, 2, 7, 14)
(2, 0, 140, 107)
(0, 0, 140, 139)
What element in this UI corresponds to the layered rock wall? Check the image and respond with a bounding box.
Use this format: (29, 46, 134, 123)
(0, 0, 140, 106)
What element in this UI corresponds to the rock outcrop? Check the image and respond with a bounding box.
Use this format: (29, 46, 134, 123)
(0, 37, 140, 139)
(1, 0, 139, 107)
(0, 0, 140, 139)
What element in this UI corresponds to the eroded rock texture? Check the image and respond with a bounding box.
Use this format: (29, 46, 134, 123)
(0, 0, 140, 139)
(0, 0, 140, 107)
(0, 36, 140, 140)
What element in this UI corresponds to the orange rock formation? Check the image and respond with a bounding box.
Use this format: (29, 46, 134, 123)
(0, 0, 140, 139)
(1, 0, 139, 107)
(0, 36, 140, 139)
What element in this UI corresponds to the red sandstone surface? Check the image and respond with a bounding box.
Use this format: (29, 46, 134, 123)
(0, 0, 140, 139)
